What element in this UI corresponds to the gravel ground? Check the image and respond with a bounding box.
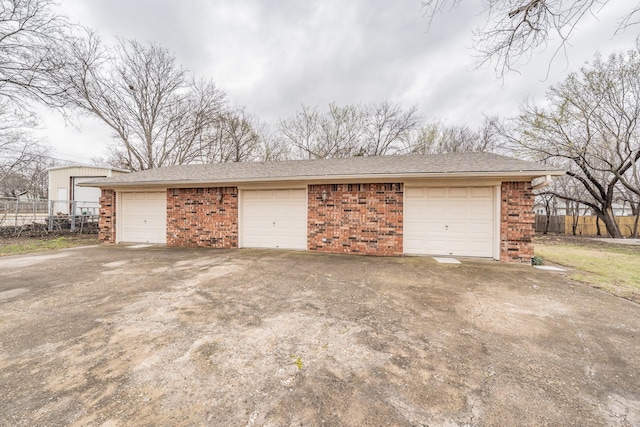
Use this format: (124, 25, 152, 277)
(0, 245, 639, 426)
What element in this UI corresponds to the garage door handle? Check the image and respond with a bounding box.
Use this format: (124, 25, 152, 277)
(445, 225, 448, 230)
(273, 221, 275, 227)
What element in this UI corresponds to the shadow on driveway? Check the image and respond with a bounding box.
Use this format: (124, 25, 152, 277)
(0, 245, 639, 426)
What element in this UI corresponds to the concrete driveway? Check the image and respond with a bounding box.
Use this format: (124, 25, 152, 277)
(0, 245, 639, 426)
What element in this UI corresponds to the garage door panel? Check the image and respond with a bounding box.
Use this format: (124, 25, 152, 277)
(448, 202, 472, 218)
(468, 218, 493, 228)
(471, 187, 492, 197)
(242, 189, 307, 250)
(120, 192, 167, 244)
(423, 239, 447, 253)
(405, 187, 425, 198)
(467, 242, 493, 257)
(449, 240, 470, 254)
(423, 201, 447, 216)
(425, 187, 446, 197)
(448, 187, 469, 198)
(404, 186, 495, 257)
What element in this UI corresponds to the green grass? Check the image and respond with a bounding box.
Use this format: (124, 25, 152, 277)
(0, 236, 98, 256)
(290, 355, 303, 370)
(536, 238, 640, 302)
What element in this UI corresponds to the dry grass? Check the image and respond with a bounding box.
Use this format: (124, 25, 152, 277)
(535, 236, 640, 303)
(0, 235, 99, 256)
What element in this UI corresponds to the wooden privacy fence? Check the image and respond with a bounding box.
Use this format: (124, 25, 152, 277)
(535, 214, 639, 237)
(535, 215, 565, 234)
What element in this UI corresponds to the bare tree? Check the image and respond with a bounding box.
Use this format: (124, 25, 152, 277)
(315, 103, 363, 158)
(535, 191, 557, 234)
(0, 107, 49, 187)
(0, 0, 72, 106)
(278, 105, 322, 159)
(505, 50, 640, 238)
(361, 102, 417, 156)
(278, 102, 420, 159)
(256, 132, 291, 162)
(224, 107, 261, 162)
(202, 106, 262, 163)
(58, 34, 226, 171)
(618, 185, 640, 236)
(539, 174, 592, 235)
(408, 116, 501, 154)
(0, 152, 50, 198)
(247, 123, 291, 162)
(421, 0, 640, 76)
(0, 1, 78, 199)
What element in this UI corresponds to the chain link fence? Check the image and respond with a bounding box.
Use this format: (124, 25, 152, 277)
(0, 197, 99, 237)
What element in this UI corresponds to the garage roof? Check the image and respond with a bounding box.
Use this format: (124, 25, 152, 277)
(46, 163, 130, 173)
(82, 152, 565, 188)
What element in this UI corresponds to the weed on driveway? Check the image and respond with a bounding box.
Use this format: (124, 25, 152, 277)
(0, 246, 639, 426)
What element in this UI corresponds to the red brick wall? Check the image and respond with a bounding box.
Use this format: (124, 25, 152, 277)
(98, 189, 116, 243)
(308, 183, 403, 256)
(166, 187, 238, 248)
(500, 181, 535, 263)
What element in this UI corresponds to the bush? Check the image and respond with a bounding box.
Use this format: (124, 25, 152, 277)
(531, 255, 544, 266)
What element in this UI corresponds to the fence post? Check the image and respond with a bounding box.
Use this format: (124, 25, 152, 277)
(13, 197, 19, 232)
(70, 201, 76, 231)
(49, 200, 54, 231)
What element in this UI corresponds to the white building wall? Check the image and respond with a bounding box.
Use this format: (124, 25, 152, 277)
(47, 166, 128, 214)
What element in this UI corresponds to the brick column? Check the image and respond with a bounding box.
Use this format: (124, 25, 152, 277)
(308, 183, 403, 256)
(98, 189, 116, 243)
(500, 182, 534, 263)
(166, 187, 238, 248)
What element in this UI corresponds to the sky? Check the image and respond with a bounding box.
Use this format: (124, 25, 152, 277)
(34, 0, 639, 165)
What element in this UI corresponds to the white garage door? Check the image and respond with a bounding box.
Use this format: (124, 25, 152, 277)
(119, 192, 167, 244)
(241, 189, 307, 250)
(404, 187, 495, 257)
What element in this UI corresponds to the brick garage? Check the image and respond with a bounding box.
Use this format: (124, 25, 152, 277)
(86, 153, 564, 263)
(308, 183, 403, 256)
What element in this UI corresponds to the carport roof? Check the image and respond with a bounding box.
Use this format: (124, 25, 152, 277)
(81, 152, 565, 188)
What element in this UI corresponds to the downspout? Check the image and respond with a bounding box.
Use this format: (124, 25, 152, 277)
(532, 175, 553, 190)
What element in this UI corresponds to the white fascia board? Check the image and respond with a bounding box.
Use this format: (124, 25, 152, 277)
(81, 170, 566, 189)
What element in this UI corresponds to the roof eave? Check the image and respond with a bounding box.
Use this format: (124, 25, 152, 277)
(46, 164, 130, 173)
(79, 170, 566, 189)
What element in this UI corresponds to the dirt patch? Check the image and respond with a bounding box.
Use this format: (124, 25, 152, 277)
(1, 246, 639, 426)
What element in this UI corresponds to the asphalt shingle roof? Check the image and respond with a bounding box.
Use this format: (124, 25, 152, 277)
(84, 152, 565, 187)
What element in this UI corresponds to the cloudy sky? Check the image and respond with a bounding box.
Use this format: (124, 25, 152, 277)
(36, 0, 639, 164)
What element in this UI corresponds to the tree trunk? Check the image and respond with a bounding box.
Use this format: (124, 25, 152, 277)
(571, 202, 579, 235)
(544, 216, 550, 235)
(544, 211, 550, 235)
(596, 208, 622, 238)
